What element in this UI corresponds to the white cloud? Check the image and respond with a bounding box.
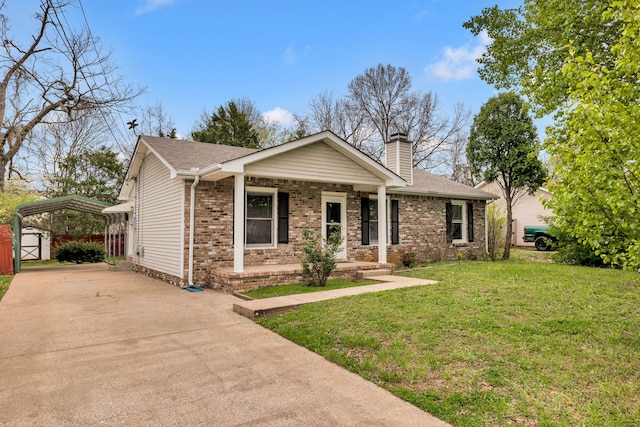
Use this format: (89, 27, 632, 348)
(134, 0, 177, 15)
(263, 107, 294, 126)
(425, 30, 491, 81)
(283, 44, 310, 64)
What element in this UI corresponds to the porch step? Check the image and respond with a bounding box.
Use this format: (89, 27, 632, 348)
(356, 269, 392, 280)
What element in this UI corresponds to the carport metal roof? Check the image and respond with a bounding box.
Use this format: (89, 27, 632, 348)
(13, 195, 116, 273)
(14, 195, 113, 218)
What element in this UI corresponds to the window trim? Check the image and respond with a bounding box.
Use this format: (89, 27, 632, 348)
(363, 195, 398, 246)
(245, 186, 277, 249)
(450, 200, 467, 243)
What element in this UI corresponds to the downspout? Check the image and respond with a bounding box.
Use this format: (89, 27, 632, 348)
(188, 171, 200, 286)
(485, 200, 489, 255)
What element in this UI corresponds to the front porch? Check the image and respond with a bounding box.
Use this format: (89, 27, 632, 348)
(210, 260, 394, 293)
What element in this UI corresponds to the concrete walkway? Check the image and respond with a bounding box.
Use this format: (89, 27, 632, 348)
(0, 264, 449, 426)
(234, 275, 437, 319)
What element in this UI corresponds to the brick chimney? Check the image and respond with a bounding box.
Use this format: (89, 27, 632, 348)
(385, 132, 413, 185)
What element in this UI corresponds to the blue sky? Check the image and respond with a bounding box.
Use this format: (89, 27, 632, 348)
(10, 0, 523, 143)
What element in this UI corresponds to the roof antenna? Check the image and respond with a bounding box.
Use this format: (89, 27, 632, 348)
(127, 119, 138, 131)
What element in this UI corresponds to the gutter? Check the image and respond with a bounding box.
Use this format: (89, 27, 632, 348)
(388, 188, 499, 201)
(188, 169, 200, 287)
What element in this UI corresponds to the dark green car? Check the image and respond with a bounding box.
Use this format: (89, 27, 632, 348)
(523, 225, 556, 251)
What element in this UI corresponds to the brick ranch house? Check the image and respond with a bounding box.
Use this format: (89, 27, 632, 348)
(107, 131, 496, 292)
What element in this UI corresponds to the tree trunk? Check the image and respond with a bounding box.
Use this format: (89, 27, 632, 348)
(503, 192, 513, 260)
(0, 160, 6, 192)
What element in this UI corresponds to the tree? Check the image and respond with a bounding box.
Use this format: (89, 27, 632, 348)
(42, 146, 125, 236)
(467, 92, 546, 260)
(463, 0, 621, 117)
(140, 101, 176, 137)
(191, 100, 260, 148)
(305, 91, 377, 157)
(23, 108, 110, 191)
(0, 1, 141, 191)
(344, 64, 470, 168)
(545, 2, 640, 270)
(0, 179, 36, 224)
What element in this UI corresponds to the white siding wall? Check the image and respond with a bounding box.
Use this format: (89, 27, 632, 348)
(480, 181, 551, 246)
(246, 142, 382, 185)
(135, 154, 184, 277)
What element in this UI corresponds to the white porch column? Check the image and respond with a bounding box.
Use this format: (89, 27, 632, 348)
(377, 184, 387, 264)
(233, 174, 245, 273)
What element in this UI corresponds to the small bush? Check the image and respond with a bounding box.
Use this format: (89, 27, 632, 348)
(401, 250, 417, 268)
(297, 225, 343, 287)
(486, 204, 506, 261)
(55, 241, 105, 264)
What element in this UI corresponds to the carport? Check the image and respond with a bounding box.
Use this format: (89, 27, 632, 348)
(12, 195, 126, 273)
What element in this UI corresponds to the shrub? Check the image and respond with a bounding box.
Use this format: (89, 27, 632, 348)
(486, 203, 506, 261)
(550, 227, 605, 267)
(401, 250, 417, 268)
(297, 225, 344, 287)
(55, 241, 106, 264)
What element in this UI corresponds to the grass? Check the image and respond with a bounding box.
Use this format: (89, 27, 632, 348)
(257, 258, 640, 426)
(0, 275, 12, 302)
(20, 259, 66, 268)
(243, 278, 381, 299)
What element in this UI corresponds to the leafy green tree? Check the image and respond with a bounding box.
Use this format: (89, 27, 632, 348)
(464, 0, 621, 117)
(45, 146, 125, 236)
(546, 2, 640, 270)
(467, 92, 547, 260)
(0, 179, 37, 224)
(53, 146, 124, 204)
(192, 100, 261, 148)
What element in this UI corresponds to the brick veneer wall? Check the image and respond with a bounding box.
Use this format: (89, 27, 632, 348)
(182, 176, 487, 288)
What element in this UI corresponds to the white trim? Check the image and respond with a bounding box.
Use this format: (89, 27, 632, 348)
(451, 200, 468, 244)
(377, 185, 387, 264)
(321, 192, 347, 259)
(219, 131, 406, 187)
(245, 186, 278, 249)
(233, 174, 245, 273)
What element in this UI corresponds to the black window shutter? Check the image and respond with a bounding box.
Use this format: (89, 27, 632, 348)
(445, 202, 453, 243)
(361, 197, 370, 245)
(467, 202, 474, 243)
(277, 192, 289, 244)
(391, 199, 399, 245)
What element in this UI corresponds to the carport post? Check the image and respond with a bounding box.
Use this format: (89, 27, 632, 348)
(13, 213, 21, 274)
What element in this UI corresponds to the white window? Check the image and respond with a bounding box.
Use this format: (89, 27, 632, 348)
(246, 187, 277, 247)
(451, 201, 467, 242)
(369, 200, 379, 244)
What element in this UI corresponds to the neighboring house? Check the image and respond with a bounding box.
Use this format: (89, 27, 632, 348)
(109, 131, 496, 292)
(475, 181, 552, 247)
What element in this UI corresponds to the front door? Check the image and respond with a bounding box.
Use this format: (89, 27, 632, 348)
(321, 193, 347, 259)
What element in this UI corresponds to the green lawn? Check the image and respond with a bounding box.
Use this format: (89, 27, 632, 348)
(0, 275, 12, 301)
(257, 259, 640, 426)
(243, 278, 381, 299)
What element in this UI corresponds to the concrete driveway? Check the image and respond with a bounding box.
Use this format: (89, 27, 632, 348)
(0, 264, 448, 426)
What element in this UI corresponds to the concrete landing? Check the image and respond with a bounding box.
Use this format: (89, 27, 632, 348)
(233, 275, 438, 320)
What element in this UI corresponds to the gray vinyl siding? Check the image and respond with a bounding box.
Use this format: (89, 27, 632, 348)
(246, 142, 382, 185)
(135, 154, 184, 277)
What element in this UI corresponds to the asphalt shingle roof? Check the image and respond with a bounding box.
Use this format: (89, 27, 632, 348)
(397, 169, 495, 199)
(141, 135, 257, 171)
(140, 135, 494, 200)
